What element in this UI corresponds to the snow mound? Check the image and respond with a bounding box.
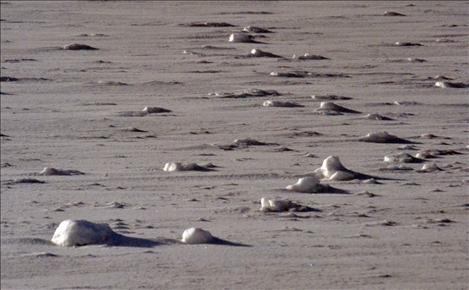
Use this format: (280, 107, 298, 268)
(51, 219, 114, 247)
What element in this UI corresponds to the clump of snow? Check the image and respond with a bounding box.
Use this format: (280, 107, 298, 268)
(286, 176, 323, 193)
(181, 227, 214, 244)
(51, 219, 114, 247)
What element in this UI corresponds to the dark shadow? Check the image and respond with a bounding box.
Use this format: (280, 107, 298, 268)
(11, 235, 177, 248)
(358, 138, 420, 144)
(184, 22, 236, 27)
(217, 140, 279, 150)
(440, 82, 469, 88)
(209, 237, 252, 247)
(318, 185, 351, 194)
(4, 178, 46, 185)
(7, 235, 250, 248)
(191, 165, 217, 172)
(107, 234, 178, 248)
(246, 40, 268, 44)
(293, 206, 322, 213)
(281, 185, 350, 195)
(350, 171, 403, 181)
(263, 206, 322, 213)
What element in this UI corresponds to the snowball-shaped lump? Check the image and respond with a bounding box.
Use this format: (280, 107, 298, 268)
(359, 131, 411, 144)
(260, 197, 292, 212)
(365, 113, 393, 121)
(181, 227, 213, 244)
(250, 48, 280, 57)
(242, 26, 271, 33)
(142, 106, 171, 114)
(418, 163, 442, 172)
(262, 100, 301, 107)
(286, 176, 321, 193)
(51, 219, 114, 247)
(40, 167, 60, 175)
(317, 102, 360, 114)
(435, 81, 448, 88)
(229, 33, 253, 43)
(383, 153, 420, 163)
(163, 162, 184, 172)
(263, 100, 276, 107)
(39, 167, 84, 176)
(163, 162, 201, 172)
(63, 43, 98, 50)
(318, 156, 347, 177)
(313, 155, 361, 181)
